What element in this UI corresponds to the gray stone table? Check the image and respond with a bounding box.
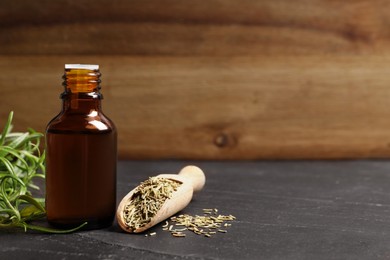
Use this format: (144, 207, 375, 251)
(1, 160, 390, 259)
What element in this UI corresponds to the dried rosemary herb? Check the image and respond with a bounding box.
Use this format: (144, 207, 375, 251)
(123, 177, 181, 231)
(163, 209, 236, 238)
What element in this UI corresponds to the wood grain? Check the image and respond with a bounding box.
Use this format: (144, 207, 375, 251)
(1, 55, 390, 159)
(1, 0, 390, 55)
(2, 0, 390, 159)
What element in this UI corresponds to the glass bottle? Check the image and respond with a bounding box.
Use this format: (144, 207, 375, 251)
(45, 64, 117, 229)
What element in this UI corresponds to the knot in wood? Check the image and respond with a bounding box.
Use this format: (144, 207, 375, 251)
(214, 133, 229, 148)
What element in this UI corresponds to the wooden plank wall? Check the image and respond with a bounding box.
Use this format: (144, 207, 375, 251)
(1, 0, 390, 159)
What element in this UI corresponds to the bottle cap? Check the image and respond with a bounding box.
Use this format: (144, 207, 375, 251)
(65, 64, 99, 70)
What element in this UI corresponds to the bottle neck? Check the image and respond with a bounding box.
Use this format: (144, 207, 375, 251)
(61, 68, 103, 113)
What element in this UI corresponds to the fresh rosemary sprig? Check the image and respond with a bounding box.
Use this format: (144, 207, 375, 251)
(0, 111, 86, 233)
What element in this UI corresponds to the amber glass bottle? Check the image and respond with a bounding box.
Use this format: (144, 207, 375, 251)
(46, 64, 117, 229)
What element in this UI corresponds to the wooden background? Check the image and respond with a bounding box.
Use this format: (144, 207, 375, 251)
(1, 0, 390, 159)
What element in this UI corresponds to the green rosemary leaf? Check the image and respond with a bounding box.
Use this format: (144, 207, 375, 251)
(23, 222, 88, 234)
(0, 171, 25, 188)
(0, 157, 20, 181)
(0, 146, 29, 171)
(20, 204, 45, 219)
(18, 195, 45, 213)
(0, 111, 13, 146)
(27, 183, 40, 190)
(0, 208, 16, 215)
(7, 132, 29, 149)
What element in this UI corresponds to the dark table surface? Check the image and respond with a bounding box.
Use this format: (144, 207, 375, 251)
(1, 160, 390, 259)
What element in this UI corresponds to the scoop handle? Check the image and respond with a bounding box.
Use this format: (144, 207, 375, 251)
(178, 165, 205, 192)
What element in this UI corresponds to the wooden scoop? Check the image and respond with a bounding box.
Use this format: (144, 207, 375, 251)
(116, 165, 206, 233)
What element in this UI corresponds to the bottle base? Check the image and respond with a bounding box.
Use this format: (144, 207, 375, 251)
(48, 217, 114, 231)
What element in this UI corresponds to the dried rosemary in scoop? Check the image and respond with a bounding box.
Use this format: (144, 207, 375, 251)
(117, 165, 206, 233)
(123, 177, 181, 231)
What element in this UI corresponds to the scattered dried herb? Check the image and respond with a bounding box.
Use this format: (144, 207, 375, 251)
(163, 209, 236, 238)
(145, 231, 157, 237)
(123, 177, 181, 231)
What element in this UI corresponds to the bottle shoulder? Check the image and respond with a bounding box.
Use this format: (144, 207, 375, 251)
(46, 111, 116, 134)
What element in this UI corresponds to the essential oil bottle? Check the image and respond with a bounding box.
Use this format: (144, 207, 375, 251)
(45, 64, 117, 229)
